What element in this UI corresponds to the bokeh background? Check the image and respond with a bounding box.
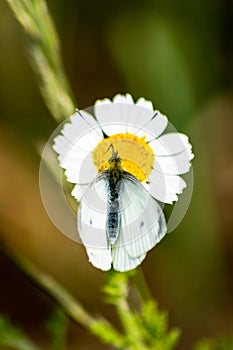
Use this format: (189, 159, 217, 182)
(0, 0, 233, 349)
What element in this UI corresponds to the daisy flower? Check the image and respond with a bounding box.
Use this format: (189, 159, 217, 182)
(53, 94, 194, 272)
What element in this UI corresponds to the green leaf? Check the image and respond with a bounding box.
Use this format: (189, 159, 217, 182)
(139, 299, 180, 349)
(90, 321, 128, 349)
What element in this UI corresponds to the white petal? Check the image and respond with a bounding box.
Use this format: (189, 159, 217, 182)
(53, 110, 103, 184)
(154, 150, 192, 175)
(85, 247, 112, 271)
(136, 97, 154, 111)
(145, 111, 168, 140)
(126, 107, 156, 135)
(53, 135, 70, 156)
(94, 94, 168, 141)
(94, 101, 133, 134)
(95, 103, 156, 137)
(95, 98, 112, 106)
(54, 127, 100, 184)
(64, 152, 96, 183)
(113, 93, 134, 104)
(96, 124, 126, 135)
(112, 246, 146, 272)
(71, 183, 90, 202)
(59, 145, 88, 169)
(73, 129, 101, 152)
(62, 111, 101, 143)
(150, 132, 193, 157)
(132, 129, 155, 140)
(149, 171, 187, 204)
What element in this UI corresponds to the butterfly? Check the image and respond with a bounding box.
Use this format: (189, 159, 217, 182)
(78, 145, 167, 272)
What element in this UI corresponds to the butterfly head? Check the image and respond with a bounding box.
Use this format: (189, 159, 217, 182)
(106, 144, 122, 165)
(104, 144, 123, 177)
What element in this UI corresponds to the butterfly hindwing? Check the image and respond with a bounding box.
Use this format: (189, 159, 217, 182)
(111, 172, 167, 271)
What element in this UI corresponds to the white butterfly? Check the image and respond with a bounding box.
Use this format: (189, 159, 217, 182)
(78, 147, 167, 272)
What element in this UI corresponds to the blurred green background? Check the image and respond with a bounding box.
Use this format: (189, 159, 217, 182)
(0, 0, 232, 349)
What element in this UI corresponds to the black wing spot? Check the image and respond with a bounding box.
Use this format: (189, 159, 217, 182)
(158, 216, 163, 238)
(90, 218, 93, 225)
(140, 221, 144, 229)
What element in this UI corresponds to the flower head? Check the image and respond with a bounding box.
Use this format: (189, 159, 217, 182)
(53, 94, 194, 271)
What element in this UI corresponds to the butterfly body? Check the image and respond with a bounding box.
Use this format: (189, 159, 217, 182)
(100, 149, 124, 245)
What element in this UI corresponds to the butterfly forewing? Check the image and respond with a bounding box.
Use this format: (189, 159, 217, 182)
(113, 172, 167, 258)
(78, 174, 114, 270)
(78, 175, 108, 249)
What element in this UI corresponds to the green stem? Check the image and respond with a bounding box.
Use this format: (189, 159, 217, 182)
(132, 267, 152, 303)
(110, 273, 149, 350)
(6, 0, 75, 121)
(3, 246, 124, 348)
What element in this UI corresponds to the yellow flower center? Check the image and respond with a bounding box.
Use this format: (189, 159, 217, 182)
(92, 133, 154, 181)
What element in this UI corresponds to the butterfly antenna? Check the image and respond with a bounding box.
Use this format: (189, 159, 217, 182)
(105, 144, 119, 159)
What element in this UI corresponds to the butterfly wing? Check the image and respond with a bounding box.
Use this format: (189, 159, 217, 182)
(112, 172, 167, 272)
(78, 173, 112, 271)
(78, 171, 167, 272)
